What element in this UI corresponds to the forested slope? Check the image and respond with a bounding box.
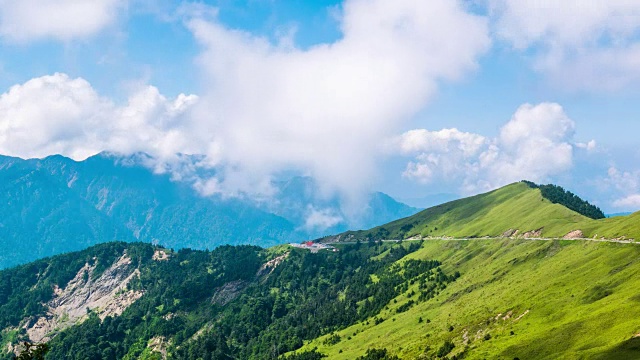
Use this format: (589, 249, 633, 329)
(0, 240, 457, 359)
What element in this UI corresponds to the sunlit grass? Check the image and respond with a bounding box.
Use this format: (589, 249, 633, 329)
(296, 239, 640, 359)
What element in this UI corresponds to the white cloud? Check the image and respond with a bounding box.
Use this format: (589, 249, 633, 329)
(0, 73, 198, 161)
(395, 103, 590, 193)
(607, 167, 640, 211)
(391, 128, 487, 183)
(576, 140, 597, 151)
(608, 167, 640, 194)
(490, 0, 640, 90)
(0, 0, 491, 212)
(613, 194, 640, 209)
(184, 0, 490, 202)
(303, 206, 344, 232)
(0, 0, 126, 42)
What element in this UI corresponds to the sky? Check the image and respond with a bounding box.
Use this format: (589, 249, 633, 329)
(0, 0, 639, 215)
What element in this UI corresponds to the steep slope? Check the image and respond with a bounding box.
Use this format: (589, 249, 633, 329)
(5, 238, 640, 359)
(0, 156, 134, 268)
(336, 182, 640, 241)
(297, 239, 640, 359)
(0, 240, 449, 359)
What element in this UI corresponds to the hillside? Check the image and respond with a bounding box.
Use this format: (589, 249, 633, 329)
(296, 239, 640, 359)
(3, 238, 640, 359)
(0, 240, 455, 359)
(0, 153, 417, 269)
(335, 182, 640, 242)
(2, 182, 640, 359)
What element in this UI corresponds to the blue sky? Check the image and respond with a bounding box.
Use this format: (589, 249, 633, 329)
(0, 0, 639, 214)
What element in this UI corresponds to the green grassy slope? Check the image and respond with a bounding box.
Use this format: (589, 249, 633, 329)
(579, 211, 640, 240)
(340, 182, 640, 241)
(298, 239, 640, 359)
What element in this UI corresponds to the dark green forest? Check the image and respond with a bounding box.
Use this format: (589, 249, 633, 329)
(522, 181, 605, 219)
(0, 240, 457, 360)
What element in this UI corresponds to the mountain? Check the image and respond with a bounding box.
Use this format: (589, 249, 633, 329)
(2, 182, 640, 359)
(336, 181, 639, 242)
(607, 212, 633, 218)
(265, 176, 418, 238)
(296, 238, 640, 359)
(0, 153, 417, 269)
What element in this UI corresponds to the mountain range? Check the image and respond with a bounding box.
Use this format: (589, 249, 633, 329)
(0, 153, 417, 269)
(1, 181, 640, 359)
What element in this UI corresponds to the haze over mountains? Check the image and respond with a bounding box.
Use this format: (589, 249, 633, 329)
(0, 153, 417, 269)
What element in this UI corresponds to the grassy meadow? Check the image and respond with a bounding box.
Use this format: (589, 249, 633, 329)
(296, 239, 640, 359)
(346, 182, 640, 241)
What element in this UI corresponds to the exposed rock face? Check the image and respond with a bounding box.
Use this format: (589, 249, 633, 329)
(25, 254, 143, 343)
(522, 228, 544, 238)
(257, 252, 289, 277)
(563, 230, 584, 239)
(153, 249, 170, 261)
(211, 252, 290, 307)
(147, 336, 169, 360)
(501, 229, 517, 238)
(211, 280, 248, 306)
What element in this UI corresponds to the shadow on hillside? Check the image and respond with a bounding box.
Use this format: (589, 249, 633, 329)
(501, 321, 585, 359)
(594, 337, 640, 359)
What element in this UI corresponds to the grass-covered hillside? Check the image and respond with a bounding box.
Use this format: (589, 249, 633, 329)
(3, 182, 640, 359)
(296, 239, 640, 359)
(338, 182, 640, 241)
(5, 238, 640, 359)
(0, 240, 458, 359)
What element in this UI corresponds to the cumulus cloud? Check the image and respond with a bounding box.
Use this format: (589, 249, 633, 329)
(606, 167, 640, 210)
(613, 194, 640, 209)
(490, 0, 640, 90)
(0, 73, 198, 161)
(391, 128, 487, 183)
(183, 0, 490, 202)
(0, 0, 127, 42)
(0, 0, 491, 214)
(395, 103, 590, 193)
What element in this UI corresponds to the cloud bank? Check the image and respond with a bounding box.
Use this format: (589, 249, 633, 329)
(607, 167, 640, 210)
(183, 0, 490, 201)
(490, 0, 640, 90)
(0, 0, 491, 211)
(393, 103, 589, 194)
(0, 73, 197, 161)
(0, 0, 127, 42)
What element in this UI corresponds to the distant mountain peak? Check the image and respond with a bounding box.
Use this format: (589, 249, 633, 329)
(0, 153, 418, 269)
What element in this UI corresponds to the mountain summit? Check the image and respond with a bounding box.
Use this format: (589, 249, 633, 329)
(336, 181, 638, 242)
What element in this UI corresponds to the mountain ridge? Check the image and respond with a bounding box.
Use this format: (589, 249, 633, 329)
(331, 181, 640, 243)
(0, 153, 417, 269)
